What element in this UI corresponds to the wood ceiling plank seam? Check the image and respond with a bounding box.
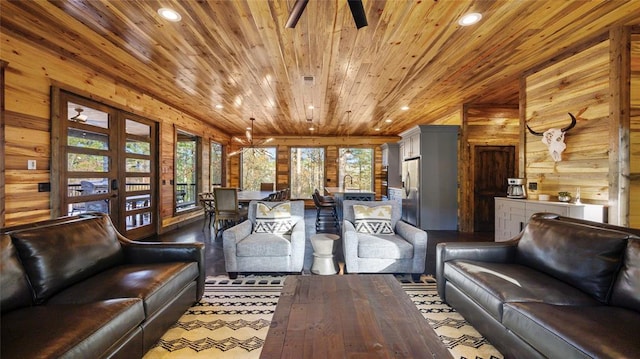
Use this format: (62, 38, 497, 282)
(249, 2, 304, 133)
(35, 1, 228, 126)
(1, 2, 181, 109)
(178, 1, 280, 133)
(358, 2, 468, 112)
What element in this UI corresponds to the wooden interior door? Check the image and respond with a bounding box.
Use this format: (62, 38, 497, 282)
(58, 92, 157, 239)
(473, 146, 516, 232)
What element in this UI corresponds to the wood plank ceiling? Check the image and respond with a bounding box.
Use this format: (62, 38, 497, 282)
(1, 0, 639, 137)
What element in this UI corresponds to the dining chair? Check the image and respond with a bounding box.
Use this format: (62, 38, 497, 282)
(198, 192, 216, 231)
(213, 187, 248, 238)
(260, 182, 274, 191)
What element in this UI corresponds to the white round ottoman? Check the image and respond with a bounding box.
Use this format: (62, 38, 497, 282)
(310, 233, 340, 275)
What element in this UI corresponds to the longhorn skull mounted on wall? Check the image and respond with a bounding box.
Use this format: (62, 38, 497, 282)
(526, 113, 577, 162)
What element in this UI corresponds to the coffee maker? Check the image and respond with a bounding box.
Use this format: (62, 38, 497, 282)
(507, 178, 527, 198)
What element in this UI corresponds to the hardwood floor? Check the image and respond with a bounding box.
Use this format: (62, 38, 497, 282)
(145, 209, 495, 277)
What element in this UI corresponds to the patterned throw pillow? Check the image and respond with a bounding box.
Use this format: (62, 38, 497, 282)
(353, 204, 394, 235)
(253, 202, 294, 234)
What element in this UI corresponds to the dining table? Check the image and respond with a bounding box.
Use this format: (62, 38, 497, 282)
(236, 190, 274, 204)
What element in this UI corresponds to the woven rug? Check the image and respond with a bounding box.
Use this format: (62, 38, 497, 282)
(143, 276, 503, 359)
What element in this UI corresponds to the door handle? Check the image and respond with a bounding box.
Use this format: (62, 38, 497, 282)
(404, 173, 411, 196)
(111, 179, 119, 190)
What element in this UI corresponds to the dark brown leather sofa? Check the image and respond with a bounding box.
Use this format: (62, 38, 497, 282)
(436, 213, 640, 358)
(1, 213, 205, 358)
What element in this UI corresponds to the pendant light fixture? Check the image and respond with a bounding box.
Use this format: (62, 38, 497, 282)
(229, 118, 274, 157)
(69, 108, 88, 122)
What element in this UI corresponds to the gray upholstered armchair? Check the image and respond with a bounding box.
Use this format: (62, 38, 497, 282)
(342, 200, 427, 280)
(223, 200, 305, 278)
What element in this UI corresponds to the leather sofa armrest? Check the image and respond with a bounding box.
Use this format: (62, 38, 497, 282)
(119, 235, 205, 300)
(436, 240, 519, 301)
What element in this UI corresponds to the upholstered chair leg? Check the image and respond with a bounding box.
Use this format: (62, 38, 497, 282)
(412, 273, 422, 282)
(228, 272, 238, 279)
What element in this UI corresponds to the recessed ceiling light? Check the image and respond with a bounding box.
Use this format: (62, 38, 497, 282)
(215, 104, 223, 109)
(385, 119, 392, 123)
(308, 105, 314, 110)
(309, 126, 315, 131)
(375, 128, 381, 131)
(158, 8, 182, 22)
(458, 12, 482, 26)
(401, 106, 409, 111)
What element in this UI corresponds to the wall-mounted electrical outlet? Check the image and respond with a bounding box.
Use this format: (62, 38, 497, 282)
(529, 182, 538, 191)
(27, 160, 37, 170)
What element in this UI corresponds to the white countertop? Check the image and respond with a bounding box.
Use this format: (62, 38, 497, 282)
(496, 197, 605, 208)
(325, 187, 375, 195)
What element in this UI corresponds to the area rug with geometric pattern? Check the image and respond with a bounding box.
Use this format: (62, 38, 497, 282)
(143, 275, 503, 359)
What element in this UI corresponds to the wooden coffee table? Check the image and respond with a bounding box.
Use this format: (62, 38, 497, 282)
(260, 274, 451, 358)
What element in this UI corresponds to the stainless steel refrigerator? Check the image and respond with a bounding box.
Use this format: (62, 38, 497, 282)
(401, 157, 420, 227)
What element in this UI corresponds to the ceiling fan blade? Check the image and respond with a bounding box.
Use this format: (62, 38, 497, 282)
(285, 0, 309, 28)
(233, 137, 246, 144)
(348, 0, 368, 29)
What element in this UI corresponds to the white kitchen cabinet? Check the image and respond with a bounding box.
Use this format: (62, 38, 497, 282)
(495, 197, 606, 241)
(398, 128, 421, 159)
(388, 187, 403, 203)
(495, 199, 526, 242)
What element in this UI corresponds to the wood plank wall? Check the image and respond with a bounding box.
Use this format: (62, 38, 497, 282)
(459, 105, 520, 232)
(630, 34, 640, 228)
(1, 31, 233, 228)
(524, 28, 638, 226)
(524, 39, 611, 204)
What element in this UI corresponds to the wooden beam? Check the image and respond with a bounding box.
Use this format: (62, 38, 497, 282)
(608, 26, 631, 226)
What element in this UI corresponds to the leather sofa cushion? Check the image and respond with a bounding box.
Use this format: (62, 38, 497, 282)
(444, 260, 598, 321)
(503, 302, 640, 358)
(1, 234, 33, 313)
(516, 217, 628, 302)
(10, 216, 124, 303)
(1, 298, 144, 359)
(48, 262, 198, 317)
(611, 238, 640, 311)
(357, 233, 413, 259)
(237, 233, 292, 257)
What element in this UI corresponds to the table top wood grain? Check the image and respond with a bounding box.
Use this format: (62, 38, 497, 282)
(260, 274, 451, 359)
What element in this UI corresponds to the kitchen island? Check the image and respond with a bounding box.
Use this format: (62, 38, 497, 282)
(324, 187, 375, 220)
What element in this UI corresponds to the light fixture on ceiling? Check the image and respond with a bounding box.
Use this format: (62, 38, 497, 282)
(401, 105, 410, 111)
(69, 108, 88, 122)
(229, 118, 274, 157)
(458, 12, 482, 26)
(285, 0, 367, 29)
(158, 7, 182, 22)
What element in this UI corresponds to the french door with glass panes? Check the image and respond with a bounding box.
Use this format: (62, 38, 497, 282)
(57, 92, 157, 239)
